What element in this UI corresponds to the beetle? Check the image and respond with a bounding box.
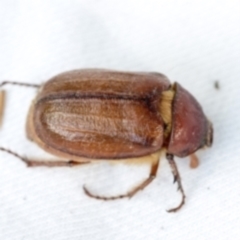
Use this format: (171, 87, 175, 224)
(0, 69, 213, 212)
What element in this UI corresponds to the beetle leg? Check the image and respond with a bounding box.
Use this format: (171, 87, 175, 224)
(0, 81, 40, 88)
(166, 153, 186, 212)
(24, 159, 89, 167)
(0, 147, 90, 167)
(189, 153, 199, 169)
(83, 158, 160, 200)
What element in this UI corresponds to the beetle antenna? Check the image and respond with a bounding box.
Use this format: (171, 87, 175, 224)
(0, 81, 40, 88)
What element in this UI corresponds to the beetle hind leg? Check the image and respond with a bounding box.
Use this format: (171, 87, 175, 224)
(0, 147, 90, 167)
(166, 153, 186, 212)
(83, 158, 160, 201)
(0, 81, 40, 88)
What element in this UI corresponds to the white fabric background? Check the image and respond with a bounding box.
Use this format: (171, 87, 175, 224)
(0, 1, 239, 240)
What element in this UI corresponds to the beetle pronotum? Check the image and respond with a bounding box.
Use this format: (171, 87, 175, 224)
(0, 69, 213, 212)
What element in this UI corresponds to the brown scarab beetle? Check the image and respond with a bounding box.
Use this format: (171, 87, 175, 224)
(0, 69, 213, 212)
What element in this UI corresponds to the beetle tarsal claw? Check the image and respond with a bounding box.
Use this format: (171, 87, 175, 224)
(166, 194, 186, 213)
(82, 185, 102, 200)
(173, 175, 177, 183)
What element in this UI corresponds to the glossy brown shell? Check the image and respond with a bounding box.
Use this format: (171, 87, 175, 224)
(167, 83, 211, 157)
(27, 69, 171, 159)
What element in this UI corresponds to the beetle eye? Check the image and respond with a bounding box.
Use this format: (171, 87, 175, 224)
(206, 121, 213, 147)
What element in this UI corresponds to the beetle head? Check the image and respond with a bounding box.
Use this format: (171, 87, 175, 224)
(167, 83, 213, 157)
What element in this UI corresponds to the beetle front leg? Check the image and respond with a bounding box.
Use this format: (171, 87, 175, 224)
(189, 153, 199, 169)
(83, 157, 160, 200)
(166, 153, 186, 212)
(0, 147, 90, 167)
